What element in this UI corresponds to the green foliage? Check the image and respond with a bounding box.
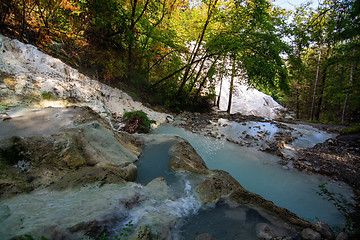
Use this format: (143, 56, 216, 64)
(340, 124, 360, 135)
(122, 110, 156, 133)
(98, 220, 133, 240)
(317, 183, 360, 238)
(40, 91, 57, 100)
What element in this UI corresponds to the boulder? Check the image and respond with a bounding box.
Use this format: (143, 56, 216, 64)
(314, 221, 335, 240)
(255, 223, 275, 240)
(196, 170, 242, 204)
(48, 166, 128, 191)
(0, 117, 142, 199)
(145, 177, 171, 201)
(335, 232, 349, 240)
(229, 187, 311, 230)
(169, 140, 209, 174)
(301, 228, 322, 240)
(129, 225, 154, 240)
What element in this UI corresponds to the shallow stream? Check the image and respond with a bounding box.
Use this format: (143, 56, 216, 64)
(0, 108, 354, 239)
(151, 124, 353, 228)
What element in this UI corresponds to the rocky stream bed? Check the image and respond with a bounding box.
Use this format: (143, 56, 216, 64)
(174, 112, 360, 190)
(0, 34, 358, 240)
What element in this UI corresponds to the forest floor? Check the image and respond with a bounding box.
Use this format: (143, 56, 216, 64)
(175, 111, 360, 191)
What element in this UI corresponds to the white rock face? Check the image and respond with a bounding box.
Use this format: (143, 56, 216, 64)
(216, 77, 284, 119)
(0, 34, 284, 120)
(0, 34, 170, 125)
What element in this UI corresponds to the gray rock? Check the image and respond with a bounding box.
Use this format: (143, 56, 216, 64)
(129, 225, 154, 240)
(314, 221, 335, 240)
(335, 232, 348, 240)
(255, 223, 274, 240)
(0, 113, 11, 121)
(118, 163, 138, 182)
(169, 140, 209, 174)
(301, 228, 321, 240)
(196, 170, 242, 204)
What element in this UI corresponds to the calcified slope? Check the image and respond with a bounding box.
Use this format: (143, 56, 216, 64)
(216, 77, 284, 119)
(0, 34, 170, 124)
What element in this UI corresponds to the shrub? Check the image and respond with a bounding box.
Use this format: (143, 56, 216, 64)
(122, 110, 156, 133)
(41, 91, 57, 100)
(340, 124, 360, 135)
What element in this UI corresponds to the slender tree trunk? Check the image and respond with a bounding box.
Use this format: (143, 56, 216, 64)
(315, 66, 328, 120)
(310, 48, 322, 121)
(20, 0, 26, 41)
(189, 57, 207, 93)
(296, 87, 300, 119)
(127, 0, 149, 81)
(342, 49, 355, 123)
(227, 58, 236, 114)
(127, 0, 137, 80)
(193, 57, 219, 100)
(315, 46, 330, 120)
(151, 52, 218, 88)
(217, 75, 224, 108)
(175, 0, 218, 98)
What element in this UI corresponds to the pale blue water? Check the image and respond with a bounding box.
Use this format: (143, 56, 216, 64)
(151, 124, 353, 228)
(135, 140, 178, 185)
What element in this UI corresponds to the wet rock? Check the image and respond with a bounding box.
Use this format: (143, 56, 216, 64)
(195, 233, 217, 240)
(0, 113, 11, 121)
(314, 221, 335, 240)
(146, 177, 170, 200)
(335, 232, 349, 240)
(19, 226, 78, 240)
(117, 163, 138, 182)
(196, 170, 242, 204)
(301, 228, 321, 240)
(263, 141, 284, 157)
(229, 187, 311, 230)
(256, 223, 274, 240)
(129, 225, 154, 240)
(0, 117, 142, 199)
(68, 213, 125, 239)
(169, 140, 209, 174)
(166, 115, 174, 123)
(48, 166, 127, 190)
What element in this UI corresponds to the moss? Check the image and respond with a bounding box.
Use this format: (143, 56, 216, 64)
(340, 124, 360, 135)
(41, 91, 57, 100)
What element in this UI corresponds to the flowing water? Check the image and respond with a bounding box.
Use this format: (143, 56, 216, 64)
(135, 140, 178, 186)
(0, 108, 354, 239)
(151, 124, 353, 228)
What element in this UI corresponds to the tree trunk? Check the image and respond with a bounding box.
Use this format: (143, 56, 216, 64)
(342, 49, 355, 123)
(20, 0, 26, 41)
(315, 66, 328, 120)
(151, 52, 218, 89)
(315, 46, 330, 121)
(175, 0, 218, 98)
(296, 87, 300, 119)
(227, 58, 236, 114)
(310, 48, 322, 121)
(193, 57, 219, 100)
(217, 75, 224, 108)
(189, 57, 207, 93)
